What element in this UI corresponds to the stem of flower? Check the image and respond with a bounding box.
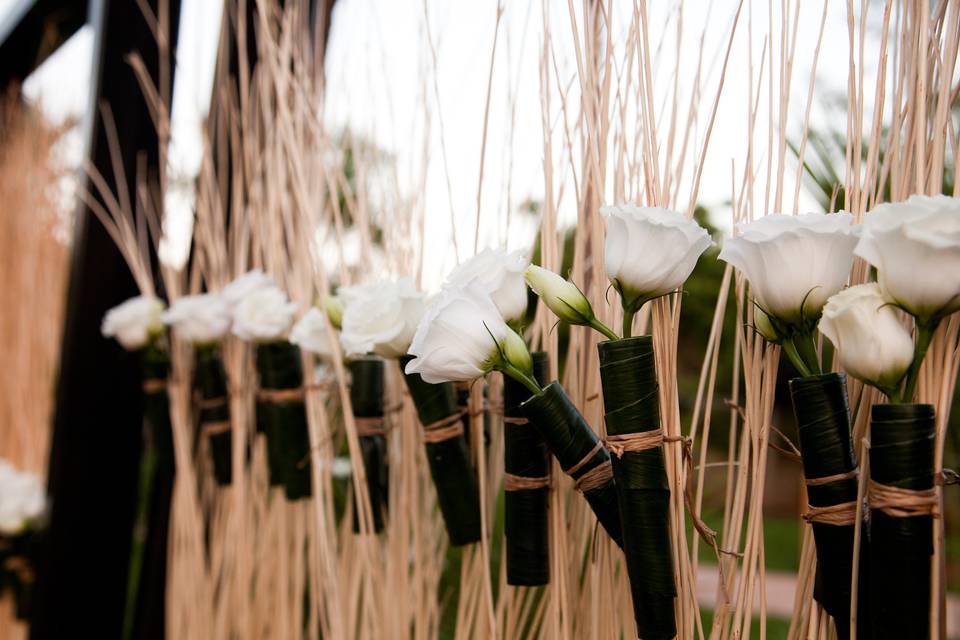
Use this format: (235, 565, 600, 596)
(901, 318, 940, 403)
(622, 309, 636, 339)
(589, 317, 621, 341)
(793, 330, 822, 375)
(782, 339, 813, 378)
(499, 362, 543, 396)
(883, 385, 903, 404)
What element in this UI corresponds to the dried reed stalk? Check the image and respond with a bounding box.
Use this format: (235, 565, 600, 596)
(0, 95, 70, 640)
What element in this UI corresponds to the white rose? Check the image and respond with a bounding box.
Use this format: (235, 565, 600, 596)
(161, 293, 232, 345)
(101, 295, 165, 350)
(718, 213, 858, 327)
(289, 307, 335, 358)
(339, 278, 426, 358)
(222, 269, 277, 308)
(855, 194, 960, 321)
(330, 456, 353, 479)
(819, 283, 914, 393)
(444, 248, 529, 323)
(0, 460, 46, 535)
(405, 284, 529, 384)
(231, 285, 298, 342)
(523, 265, 595, 325)
(602, 205, 712, 309)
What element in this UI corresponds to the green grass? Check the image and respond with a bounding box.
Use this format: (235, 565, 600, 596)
(701, 609, 792, 639)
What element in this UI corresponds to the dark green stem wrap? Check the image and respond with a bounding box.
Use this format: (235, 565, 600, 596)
(0, 531, 39, 620)
(141, 346, 174, 472)
(123, 345, 174, 640)
(195, 346, 232, 485)
(399, 355, 481, 546)
(502, 351, 551, 586)
(256, 342, 312, 500)
(788, 373, 867, 640)
(597, 336, 676, 640)
(519, 382, 623, 549)
(868, 403, 935, 640)
(348, 356, 388, 534)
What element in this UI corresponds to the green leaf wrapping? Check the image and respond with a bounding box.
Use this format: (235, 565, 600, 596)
(788, 373, 867, 639)
(868, 403, 935, 640)
(502, 351, 551, 586)
(0, 531, 39, 620)
(597, 336, 675, 640)
(399, 355, 481, 546)
(256, 342, 312, 500)
(141, 345, 174, 474)
(348, 356, 388, 534)
(125, 345, 174, 638)
(519, 382, 624, 549)
(195, 347, 232, 485)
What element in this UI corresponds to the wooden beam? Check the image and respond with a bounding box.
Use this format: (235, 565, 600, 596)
(0, 0, 88, 89)
(30, 0, 181, 638)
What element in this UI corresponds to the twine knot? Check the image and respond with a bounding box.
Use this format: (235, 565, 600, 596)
(504, 472, 551, 491)
(868, 478, 939, 518)
(354, 416, 387, 437)
(422, 410, 466, 444)
(257, 387, 305, 404)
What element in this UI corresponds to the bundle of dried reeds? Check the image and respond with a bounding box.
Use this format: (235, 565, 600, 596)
(0, 95, 70, 640)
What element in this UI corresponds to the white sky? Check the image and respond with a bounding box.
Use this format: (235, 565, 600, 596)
(324, 0, 860, 287)
(4, 0, 892, 289)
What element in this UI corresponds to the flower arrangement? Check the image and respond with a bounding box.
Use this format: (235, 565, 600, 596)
(54, 2, 960, 637)
(813, 195, 960, 638)
(525, 205, 710, 638)
(0, 459, 45, 620)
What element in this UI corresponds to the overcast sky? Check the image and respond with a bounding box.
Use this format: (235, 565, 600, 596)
(5, 0, 885, 289)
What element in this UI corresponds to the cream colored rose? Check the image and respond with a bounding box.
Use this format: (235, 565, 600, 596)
(289, 307, 335, 358)
(718, 213, 858, 327)
(222, 270, 277, 308)
(444, 248, 529, 323)
(855, 194, 960, 321)
(405, 284, 529, 384)
(231, 285, 298, 342)
(602, 205, 711, 310)
(101, 295, 165, 350)
(161, 293, 231, 345)
(0, 459, 46, 535)
(818, 283, 914, 392)
(339, 278, 426, 358)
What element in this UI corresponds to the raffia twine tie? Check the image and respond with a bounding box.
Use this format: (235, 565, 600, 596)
(355, 416, 387, 437)
(604, 428, 680, 458)
(202, 420, 231, 436)
(604, 427, 740, 576)
(503, 416, 529, 426)
(197, 396, 228, 410)
(3, 555, 34, 582)
(504, 472, 551, 491)
(142, 378, 167, 393)
(422, 410, 466, 444)
(562, 441, 612, 493)
(257, 387, 305, 404)
(802, 469, 859, 526)
(868, 478, 939, 519)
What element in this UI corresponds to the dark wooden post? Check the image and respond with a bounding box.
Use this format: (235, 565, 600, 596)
(29, 0, 181, 638)
(0, 0, 88, 89)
